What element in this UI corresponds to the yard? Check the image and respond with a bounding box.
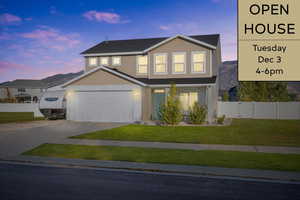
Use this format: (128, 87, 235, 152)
(72, 119, 300, 147)
(0, 112, 44, 124)
(24, 143, 300, 172)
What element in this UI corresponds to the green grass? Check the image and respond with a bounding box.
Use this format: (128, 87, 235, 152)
(23, 143, 300, 172)
(72, 119, 300, 147)
(0, 112, 44, 124)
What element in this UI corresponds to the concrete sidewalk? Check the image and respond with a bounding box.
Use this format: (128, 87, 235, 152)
(55, 138, 300, 154)
(3, 155, 300, 182)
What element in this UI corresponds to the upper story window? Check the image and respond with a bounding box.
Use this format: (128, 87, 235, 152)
(112, 56, 121, 66)
(172, 52, 186, 74)
(100, 57, 109, 65)
(154, 53, 167, 74)
(88, 57, 97, 66)
(137, 55, 148, 74)
(18, 88, 26, 92)
(192, 51, 206, 73)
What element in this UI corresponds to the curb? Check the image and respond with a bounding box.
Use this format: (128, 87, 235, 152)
(2, 155, 300, 183)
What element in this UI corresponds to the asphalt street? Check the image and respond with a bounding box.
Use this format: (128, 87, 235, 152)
(0, 162, 299, 200)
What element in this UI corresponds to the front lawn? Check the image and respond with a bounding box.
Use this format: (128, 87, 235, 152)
(23, 143, 300, 172)
(71, 119, 300, 147)
(0, 112, 44, 124)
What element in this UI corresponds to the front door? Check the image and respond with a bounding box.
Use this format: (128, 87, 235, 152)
(152, 89, 165, 120)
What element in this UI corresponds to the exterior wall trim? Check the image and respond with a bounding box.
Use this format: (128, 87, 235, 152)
(62, 66, 147, 87)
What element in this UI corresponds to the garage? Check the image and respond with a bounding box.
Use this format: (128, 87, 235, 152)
(66, 87, 141, 122)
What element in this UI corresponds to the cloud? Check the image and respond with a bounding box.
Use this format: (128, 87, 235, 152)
(0, 32, 13, 40)
(20, 26, 80, 51)
(82, 11, 129, 24)
(0, 60, 30, 74)
(0, 13, 22, 25)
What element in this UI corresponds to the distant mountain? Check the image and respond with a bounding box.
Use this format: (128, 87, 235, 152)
(219, 60, 238, 91)
(219, 60, 300, 94)
(41, 71, 84, 88)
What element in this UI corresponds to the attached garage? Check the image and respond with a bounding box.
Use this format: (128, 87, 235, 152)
(63, 67, 144, 123)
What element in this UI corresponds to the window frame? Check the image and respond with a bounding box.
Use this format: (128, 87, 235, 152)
(112, 56, 121, 66)
(154, 53, 168, 75)
(172, 52, 186, 74)
(136, 55, 148, 75)
(100, 57, 109, 65)
(88, 57, 97, 66)
(191, 51, 206, 74)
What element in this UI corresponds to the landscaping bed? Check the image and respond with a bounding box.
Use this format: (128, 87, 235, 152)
(71, 119, 300, 147)
(23, 143, 300, 172)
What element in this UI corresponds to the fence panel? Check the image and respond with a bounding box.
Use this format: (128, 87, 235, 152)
(0, 103, 43, 117)
(218, 101, 300, 119)
(253, 102, 277, 119)
(278, 102, 300, 119)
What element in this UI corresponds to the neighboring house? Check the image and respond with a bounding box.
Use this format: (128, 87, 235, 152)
(0, 79, 47, 103)
(63, 34, 222, 123)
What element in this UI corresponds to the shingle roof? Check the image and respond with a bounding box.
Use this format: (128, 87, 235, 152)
(0, 79, 48, 88)
(110, 68, 217, 85)
(81, 34, 220, 55)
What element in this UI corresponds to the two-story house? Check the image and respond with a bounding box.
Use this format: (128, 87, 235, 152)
(63, 34, 221, 123)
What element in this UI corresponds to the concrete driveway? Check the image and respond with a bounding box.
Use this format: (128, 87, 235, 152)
(0, 120, 125, 159)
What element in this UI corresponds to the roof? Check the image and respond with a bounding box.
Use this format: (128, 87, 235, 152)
(63, 66, 216, 87)
(109, 68, 216, 85)
(0, 79, 48, 88)
(81, 34, 220, 55)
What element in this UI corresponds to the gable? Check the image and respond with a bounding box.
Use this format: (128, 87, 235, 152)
(68, 69, 135, 86)
(149, 37, 211, 53)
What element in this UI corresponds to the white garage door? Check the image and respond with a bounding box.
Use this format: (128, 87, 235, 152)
(67, 90, 140, 122)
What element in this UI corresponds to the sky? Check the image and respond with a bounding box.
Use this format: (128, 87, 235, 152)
(0, 0, 237, 82)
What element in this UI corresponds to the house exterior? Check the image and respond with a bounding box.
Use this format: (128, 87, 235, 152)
(63, 34, 221, 123)
(0, 80, 48, 103)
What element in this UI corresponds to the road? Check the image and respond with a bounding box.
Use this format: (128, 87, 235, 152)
(0, 162, 299, 200)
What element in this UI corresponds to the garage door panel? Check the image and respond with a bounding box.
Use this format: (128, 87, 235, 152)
(68, 91, 136, 122)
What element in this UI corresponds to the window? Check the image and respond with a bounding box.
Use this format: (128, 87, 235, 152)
(18, 88, 26, 92)
(172, 52, 186, 74)
(192, 52, 206, 73)
(100, 57, 109, 65)
(154, 89, 165, 93)
(179, 92, 198, 111)
(112, 56, 121, 66)
(137, 55, 148, 74)
(88, 57, 97, 66)
(154, 53, 167, 74)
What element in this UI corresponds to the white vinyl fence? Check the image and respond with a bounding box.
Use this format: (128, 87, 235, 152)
(0, 103, 43, 117)
(218, 102, 300, 119)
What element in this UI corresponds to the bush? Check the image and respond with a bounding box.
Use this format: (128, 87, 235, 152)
(216, 115, 226, 124)
(189, 102, 207, 124)
(159, 84, 182, 125)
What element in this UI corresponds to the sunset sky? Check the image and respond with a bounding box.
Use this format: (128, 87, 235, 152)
(0, 0, 237, 82)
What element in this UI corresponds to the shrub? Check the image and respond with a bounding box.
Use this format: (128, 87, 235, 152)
(216, 115, 226, 124)
(223, 92, 229, 101)
(189, 102, 207, 124)
(159, 84, 182, 125)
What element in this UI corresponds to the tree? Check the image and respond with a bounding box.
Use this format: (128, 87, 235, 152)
(222, 92, 229, 101)
(238, 82, 290, 102)
(159, 84, 182, 125)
